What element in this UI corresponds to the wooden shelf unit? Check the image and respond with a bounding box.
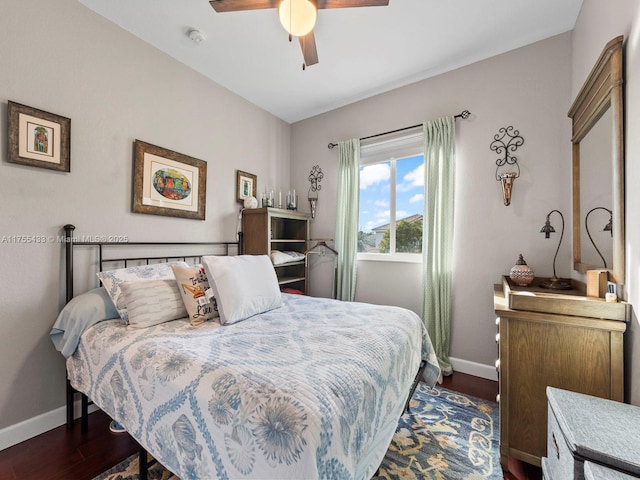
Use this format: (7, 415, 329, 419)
(242, 207, 310, 294)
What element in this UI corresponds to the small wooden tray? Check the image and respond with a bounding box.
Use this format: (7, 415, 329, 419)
(502, 276, 630, 322)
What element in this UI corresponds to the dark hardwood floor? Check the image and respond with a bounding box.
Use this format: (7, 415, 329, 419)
(0, 372, 541, 480)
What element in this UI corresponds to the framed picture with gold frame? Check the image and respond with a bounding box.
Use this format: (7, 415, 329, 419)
(236, 170, 257, 203)
(8, 101, 71, 172)
(132, 140, 207, 220)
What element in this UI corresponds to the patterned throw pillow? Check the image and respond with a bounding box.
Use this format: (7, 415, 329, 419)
(97, 262, 187, 323)
(171, 264, 219, 326)
(119, 279, 187, 329)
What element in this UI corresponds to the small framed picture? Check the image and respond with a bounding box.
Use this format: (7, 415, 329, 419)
(132, 140, 207, 220)
(8, 101, 71, 172)
(236, 170, 257, 203)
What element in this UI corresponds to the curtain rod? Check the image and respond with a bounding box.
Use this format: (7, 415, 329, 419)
(327, 110, 470, 150)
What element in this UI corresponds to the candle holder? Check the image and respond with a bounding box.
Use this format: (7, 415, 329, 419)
(490, 126, 524, 206)
(308, 165, 323, 218)
(286, 190, 297, 210)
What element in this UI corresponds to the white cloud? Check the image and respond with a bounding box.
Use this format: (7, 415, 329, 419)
(376, 210, 390, 221)
(374, 200, 389, 207)
(409, 193, 424, 204)
(398, 163, 424, 192)
(360, 164, 390, 189)
(364, 220, 382, 231)
(396, 210, 409, 220)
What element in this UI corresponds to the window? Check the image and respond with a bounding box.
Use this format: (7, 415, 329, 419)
(358, 131, 424, 259)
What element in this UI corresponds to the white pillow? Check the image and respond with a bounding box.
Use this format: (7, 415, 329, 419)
(97, 261, 187, 323)
(119, 279, 187, 329)
(270, 250, 306, 265)
(201, 255, 282, 325)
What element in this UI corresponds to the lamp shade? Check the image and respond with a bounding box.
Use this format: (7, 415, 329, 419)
(279, 0, 317, 37)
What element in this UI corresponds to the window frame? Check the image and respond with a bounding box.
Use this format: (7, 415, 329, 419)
(357, 130, 424, 262)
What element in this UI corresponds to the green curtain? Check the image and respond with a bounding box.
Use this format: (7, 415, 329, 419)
(422, 116, 455, 375)
(334, 139, 360, 301)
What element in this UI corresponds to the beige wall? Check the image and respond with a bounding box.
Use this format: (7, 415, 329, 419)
(0, 0, 290, 433)
(571, 0, 640, 404)
(4, 0, 639, 450)
(291, 33, 573, 373)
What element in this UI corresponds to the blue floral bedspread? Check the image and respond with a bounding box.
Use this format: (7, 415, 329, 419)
(67, 294, 440, 479)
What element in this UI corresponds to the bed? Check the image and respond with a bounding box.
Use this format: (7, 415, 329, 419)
(52, 225, 440, 480)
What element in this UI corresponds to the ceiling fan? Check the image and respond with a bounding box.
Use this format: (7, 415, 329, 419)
(209, 0, 389, 69)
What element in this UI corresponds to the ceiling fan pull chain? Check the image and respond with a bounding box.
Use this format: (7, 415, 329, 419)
(289, 33, 292, 42)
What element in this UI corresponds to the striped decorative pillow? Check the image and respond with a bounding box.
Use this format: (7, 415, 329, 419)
(119, 279, 187, 329)
(97, 262, 187, 323)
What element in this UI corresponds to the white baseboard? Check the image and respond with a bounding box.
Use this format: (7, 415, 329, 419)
(0, 401, 99, 451)
(450, 356, 498, 381)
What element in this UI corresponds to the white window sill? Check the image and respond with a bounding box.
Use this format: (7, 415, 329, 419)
(357, 253, 423, 264)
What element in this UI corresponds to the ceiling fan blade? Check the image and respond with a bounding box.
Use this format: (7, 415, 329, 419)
(209, 0, 279, 12)
(316, 0, 388, 9)
(299, 31, 319, 67)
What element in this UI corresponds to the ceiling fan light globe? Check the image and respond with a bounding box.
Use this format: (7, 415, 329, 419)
(279, 0, 317, 37)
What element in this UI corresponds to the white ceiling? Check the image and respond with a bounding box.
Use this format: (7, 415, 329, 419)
(78, 0, 584, 123)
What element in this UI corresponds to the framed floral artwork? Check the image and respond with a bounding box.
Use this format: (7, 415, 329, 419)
(236, 170, 257, 203)
(8, 101, 71, 172)
(132, 140, 207, 220)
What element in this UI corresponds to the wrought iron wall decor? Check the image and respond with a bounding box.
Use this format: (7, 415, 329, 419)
(308, 165, 323, 218)
(490, 126, 524, 206)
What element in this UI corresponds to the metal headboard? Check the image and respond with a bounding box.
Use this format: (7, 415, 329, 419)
(63, 224, 241, 303)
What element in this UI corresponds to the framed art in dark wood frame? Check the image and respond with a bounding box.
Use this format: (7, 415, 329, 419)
(8, 101, 71, 172)
(132, 140, 207, 220)
(236, 170, 257, 203)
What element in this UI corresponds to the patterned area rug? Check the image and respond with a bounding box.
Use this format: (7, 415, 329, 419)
(375, 383, 502, 479)
(93, 384, 501, 480)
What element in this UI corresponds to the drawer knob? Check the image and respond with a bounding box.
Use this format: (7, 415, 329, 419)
(552, 431, 560, 460)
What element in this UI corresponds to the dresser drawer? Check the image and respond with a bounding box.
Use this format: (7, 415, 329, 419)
(546, 406, 583, 480)
(546, 387, 640, 479)
(584, 462, 640, 480)
(541, 457, 550, 480)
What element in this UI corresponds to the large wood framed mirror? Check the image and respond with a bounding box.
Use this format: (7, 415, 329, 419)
(569, 36, 625, 284)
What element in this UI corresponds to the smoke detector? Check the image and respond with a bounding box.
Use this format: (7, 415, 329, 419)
(187, 29, 207, 45)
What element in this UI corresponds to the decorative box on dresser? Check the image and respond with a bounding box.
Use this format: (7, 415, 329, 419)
(242, 207, 310, 294)
(493, 277, 629, 471)
(543, 387, 640, 479)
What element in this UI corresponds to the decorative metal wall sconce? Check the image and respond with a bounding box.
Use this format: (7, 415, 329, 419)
(539, 209, 572, 290)
(490, 126, 524, 206)
(308, 165, 323, 219)
(585, 206, 613, 268)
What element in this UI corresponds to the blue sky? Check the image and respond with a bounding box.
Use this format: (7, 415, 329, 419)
(358, 154, 425, 232)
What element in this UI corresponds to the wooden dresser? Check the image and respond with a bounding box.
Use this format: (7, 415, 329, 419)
(493, 278, 628, 471)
